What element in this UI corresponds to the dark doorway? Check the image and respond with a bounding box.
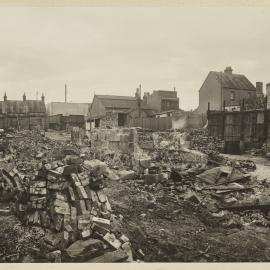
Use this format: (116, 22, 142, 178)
(118, 113, 127, 127)
(94, 119, 100, 128)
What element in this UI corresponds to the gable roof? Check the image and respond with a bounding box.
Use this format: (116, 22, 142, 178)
(95, 95, 137, 110)
(211, 71, 256, 91)
(0, 100, 46, 114)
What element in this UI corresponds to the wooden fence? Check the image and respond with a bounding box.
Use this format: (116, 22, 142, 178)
(129, 117, 172, 131)
(0, 115, 46, 130)
(208, 110, 267, 143)
(208, 109, 269, 153)
(128, 113, 206, 131)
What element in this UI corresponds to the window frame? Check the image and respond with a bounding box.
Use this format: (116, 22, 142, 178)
(230, 91, 236, 101)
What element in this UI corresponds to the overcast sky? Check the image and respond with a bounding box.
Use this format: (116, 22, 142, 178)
(0, 7, 269, 110)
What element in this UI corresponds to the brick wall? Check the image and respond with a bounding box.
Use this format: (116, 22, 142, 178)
(87, 128, 136, 154)
(86, 128, 207, 165)
(100, 113, 118, 128)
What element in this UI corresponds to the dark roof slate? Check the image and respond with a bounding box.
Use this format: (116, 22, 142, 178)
(212, 71, 256, 91)
(0, 100, 46, 114)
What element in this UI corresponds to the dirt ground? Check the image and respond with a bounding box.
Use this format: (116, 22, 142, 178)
(222, 153, 270, 181)
(106, 153, 270, 262)
(105, 179, 270, 262)
(0, 202, 45, 263)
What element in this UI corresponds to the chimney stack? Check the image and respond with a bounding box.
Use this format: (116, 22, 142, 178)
(266, 83, 270, 109)
(224, 66, 233, 75)
(143, 92, 150, 105)
(4, 92, 7, 101)
(256, 82, 263, 97)
(135, 88, 139, 98)
(41, 93, 45, 102)
(266, 83, 270, 96)
(23, 93, 26, 101)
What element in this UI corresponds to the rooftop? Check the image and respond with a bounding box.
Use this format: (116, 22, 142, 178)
(211, 70, 256, 91)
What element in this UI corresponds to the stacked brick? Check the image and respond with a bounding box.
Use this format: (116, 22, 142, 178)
(0, 162, 25, 202)
(0, 157, 132, 262)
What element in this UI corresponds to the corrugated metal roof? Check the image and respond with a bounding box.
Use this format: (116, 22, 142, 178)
(96, 95, 137, 101)
(212, 71, 256, 91)
(126, 104, 157, 116)
(97, 95, 137, 110)
(47, 102, 90, 116)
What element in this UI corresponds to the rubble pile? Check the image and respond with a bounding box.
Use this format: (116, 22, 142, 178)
(121, 133, 270, 231)
(1, 128, 270, 262)
(0, 132, 133, 263)
(138, 131, 208, 170)
(0, 215, 45, 263)
(26, 162, 132, 262)
(186, 129, 224, 161)
(226, 159, 256, 172)
(85, 148, 132, 170)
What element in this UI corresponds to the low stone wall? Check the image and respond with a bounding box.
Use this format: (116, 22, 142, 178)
(86, 128, 208, 166)
(86, 128, 136, 154)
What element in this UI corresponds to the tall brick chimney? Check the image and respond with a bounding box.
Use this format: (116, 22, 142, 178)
(266, 83, 270, 96)
(224, 66, 233, 75)
(143, 92, 149, 105)
(256, 82, 263, 96)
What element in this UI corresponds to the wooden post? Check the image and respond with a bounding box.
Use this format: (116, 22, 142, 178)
(221, 100, 226, 140)
(240, 99, 245, 142)
(207, 102, 210, 128)
(264, 95, 268, 141)
(4, 114, 6, 130)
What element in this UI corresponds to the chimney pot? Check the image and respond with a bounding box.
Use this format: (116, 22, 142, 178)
(224, 66, 233, 75)
(266, 83, 270, 96)
(256, 82, 263, 96)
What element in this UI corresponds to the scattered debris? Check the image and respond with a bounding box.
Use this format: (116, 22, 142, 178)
(1, 128, 270, 262)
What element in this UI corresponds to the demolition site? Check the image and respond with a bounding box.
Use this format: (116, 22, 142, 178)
(1, 123, 270, 263)
(1, 68, 270, 263)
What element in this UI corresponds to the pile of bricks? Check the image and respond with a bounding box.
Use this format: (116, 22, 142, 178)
(187, 128, 224, 158)
(86, 128, 136, 154)
(0, 162, 25, 202)
(0, 155, 132, 262)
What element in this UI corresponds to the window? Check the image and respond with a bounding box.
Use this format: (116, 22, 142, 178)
(230, 91, 235, 101)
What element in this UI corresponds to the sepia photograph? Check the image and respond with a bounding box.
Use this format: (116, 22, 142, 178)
(0, 0, 270, 264)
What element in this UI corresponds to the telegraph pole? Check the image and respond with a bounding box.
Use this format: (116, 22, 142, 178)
(65, 84, 67, 103)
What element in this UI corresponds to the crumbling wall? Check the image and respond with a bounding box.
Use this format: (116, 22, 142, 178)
(71, 127, 86, 146)
(87, 128, 136, 154)
(100, 113, 118, 129)
(87, 128, 208, 166)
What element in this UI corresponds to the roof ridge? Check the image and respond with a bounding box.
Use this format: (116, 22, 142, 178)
(212, 71, 256, 90)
